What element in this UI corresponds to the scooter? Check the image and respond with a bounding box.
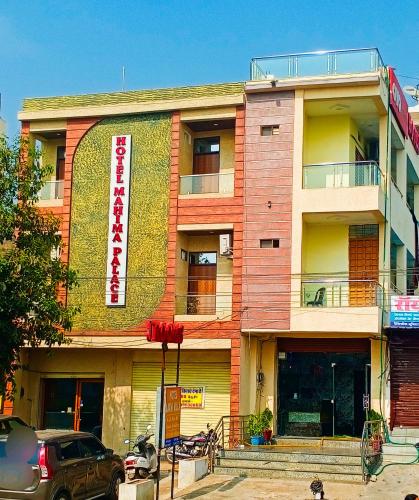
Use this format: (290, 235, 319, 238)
(166, 423, 216, 464)
(123, 425, 157, 480)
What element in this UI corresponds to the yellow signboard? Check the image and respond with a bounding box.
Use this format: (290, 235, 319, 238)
(181, 387, 205, 409)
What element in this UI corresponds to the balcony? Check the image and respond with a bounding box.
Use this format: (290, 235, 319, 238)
(175, 293, 232, 320)
(291, 276, 383, 333)
(37, 180, 64, 206)
(250, 48, 383, 81)
(303, 161, 383, 189)
(179, 172, 234, 196)
(301, 278, 383, 308)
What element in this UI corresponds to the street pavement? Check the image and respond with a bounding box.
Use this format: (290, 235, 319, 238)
(158, 464, 419, 499)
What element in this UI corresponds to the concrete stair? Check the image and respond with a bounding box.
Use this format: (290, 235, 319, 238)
(382, 428, 419, 464)
(214, 442, 363, 483)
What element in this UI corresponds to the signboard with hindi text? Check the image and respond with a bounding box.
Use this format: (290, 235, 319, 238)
(181, 387, 205, 409)
(390, 295, 419, 328)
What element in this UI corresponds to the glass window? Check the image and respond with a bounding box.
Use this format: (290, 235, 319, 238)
(189, 252, 217, 265)
(260, 239, 280, 248)
(261, 125, 280, 136)
(79, 438, 105, 458)
(59, 440, 81, 460)
(194, 137, 220, 154)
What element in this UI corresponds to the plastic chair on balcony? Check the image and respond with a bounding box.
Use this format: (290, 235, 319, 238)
(306, 287, 326, 307)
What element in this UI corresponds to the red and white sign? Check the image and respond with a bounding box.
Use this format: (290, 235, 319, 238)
(389, 68, 419, 154)
(106, 135, 132, 306)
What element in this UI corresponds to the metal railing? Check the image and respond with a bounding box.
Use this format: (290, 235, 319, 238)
(301, 278, 383, 308)
(250, 48, 384, 81)
(303, 161, 383, 189)
(179, 172, 234, 195)
(175, 294, 217, 315)
(360, 419, 386, 482)
(208, 415, 250, 472)
(38, 180, 64, 200)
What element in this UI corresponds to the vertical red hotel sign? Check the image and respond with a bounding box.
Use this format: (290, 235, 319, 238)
(106, 135, 132, 306)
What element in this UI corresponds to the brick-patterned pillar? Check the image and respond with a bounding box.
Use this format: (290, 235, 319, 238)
(230, 105, 245, 418)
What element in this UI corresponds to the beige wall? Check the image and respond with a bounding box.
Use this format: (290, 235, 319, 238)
(179, 126, 235, 176)
(40, 138, 65, 180)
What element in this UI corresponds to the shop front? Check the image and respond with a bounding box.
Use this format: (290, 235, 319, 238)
(389, 295, 419, 429)
(277, 338, 371, 437)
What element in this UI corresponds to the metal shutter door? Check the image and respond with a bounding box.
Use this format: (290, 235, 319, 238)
(390, 335, 419, 428)
(130, 362, 230, 441)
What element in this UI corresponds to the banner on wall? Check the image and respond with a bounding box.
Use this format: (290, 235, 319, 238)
(390, 295, 419, 328)
(106, 135, 132, 306)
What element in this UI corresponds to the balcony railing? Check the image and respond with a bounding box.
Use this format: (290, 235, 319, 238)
(38, 180, 64, 200)
(301, 278, 383, 307)
(179, 172, 233, 195)
(303, 161, 383, 189)
(250, 48, 384, 81)
(176, 295, 216, 315)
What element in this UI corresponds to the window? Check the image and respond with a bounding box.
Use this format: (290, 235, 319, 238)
(261, 125, 280, 136)
(189, 252, 217, 265)
(59, 440, 81, 460)
(260, 239, 280, 248)
(194, 137, 220, 154)
(79, 438, 105, 458)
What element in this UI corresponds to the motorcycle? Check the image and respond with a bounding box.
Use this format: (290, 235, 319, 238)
(166, 423, 217, 464)
(123, 425, 157, 480)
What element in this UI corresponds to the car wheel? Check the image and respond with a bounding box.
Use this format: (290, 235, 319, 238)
(108, 472, 124, 500)
(54, 492, 70, 500)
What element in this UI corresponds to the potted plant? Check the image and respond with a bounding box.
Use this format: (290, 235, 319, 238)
(261, 408, 273, 444)
(248, 413, 264, 445)
(367, 409, 384, 453)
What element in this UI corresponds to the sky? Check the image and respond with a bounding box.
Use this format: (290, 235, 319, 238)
(1, 0, 418, 135)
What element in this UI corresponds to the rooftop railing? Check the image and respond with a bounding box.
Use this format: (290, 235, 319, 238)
(250, 48, 384, 81)
(303, 161, 383, 189)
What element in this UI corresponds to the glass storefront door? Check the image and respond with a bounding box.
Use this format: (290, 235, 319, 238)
(278, 352, 370, 437)
(42, 378, 104, 438)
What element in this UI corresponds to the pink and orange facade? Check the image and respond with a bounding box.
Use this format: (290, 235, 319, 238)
(11, 48, 419, 448)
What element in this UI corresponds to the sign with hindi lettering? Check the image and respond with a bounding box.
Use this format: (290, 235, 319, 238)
(181, 387, 205, 409)
(390, 295, 419, 328)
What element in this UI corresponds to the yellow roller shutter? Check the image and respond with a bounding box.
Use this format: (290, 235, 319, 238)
(130, 362, 230, 441)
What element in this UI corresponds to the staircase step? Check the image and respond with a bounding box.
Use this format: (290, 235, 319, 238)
(221, 449, 360, 465)
(382, 443, 419, 456)
(218, 458, 361, 474)
(213, 465, 362, 483)
(273, 437, 360, 449)
(382, 453, 418, 464)
(390, 427, 419, 439)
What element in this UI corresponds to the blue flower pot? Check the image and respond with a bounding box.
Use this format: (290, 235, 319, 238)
(250, 436, 260, 446)
(258, 436, 265, 445)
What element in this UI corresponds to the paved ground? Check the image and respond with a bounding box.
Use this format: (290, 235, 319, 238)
(157, 463, 419, 499)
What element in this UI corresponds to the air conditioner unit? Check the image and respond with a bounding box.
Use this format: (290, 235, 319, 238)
(219, 234, 233, 257)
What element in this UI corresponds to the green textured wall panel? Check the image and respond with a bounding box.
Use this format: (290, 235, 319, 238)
(68, 114, 171, 330)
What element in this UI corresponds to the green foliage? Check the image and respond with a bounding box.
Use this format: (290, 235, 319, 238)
(0, 136, 79, 398)
(248, 408, 274, 437)
(368, 409, 383, 421)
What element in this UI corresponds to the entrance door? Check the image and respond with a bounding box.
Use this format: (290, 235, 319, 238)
(74, 380, 104, 438)
(187, 252, 217, 314)
(42, 378, 104, 437)
(277, 338, 370, 437)
(193, 137, 220, 193)
(349, 234, 379, 306)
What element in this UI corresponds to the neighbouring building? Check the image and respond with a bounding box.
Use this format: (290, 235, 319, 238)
(9, 48, 419, 451)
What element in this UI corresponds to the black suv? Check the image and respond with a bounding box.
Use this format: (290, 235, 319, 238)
(0, 430, 125, 499)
